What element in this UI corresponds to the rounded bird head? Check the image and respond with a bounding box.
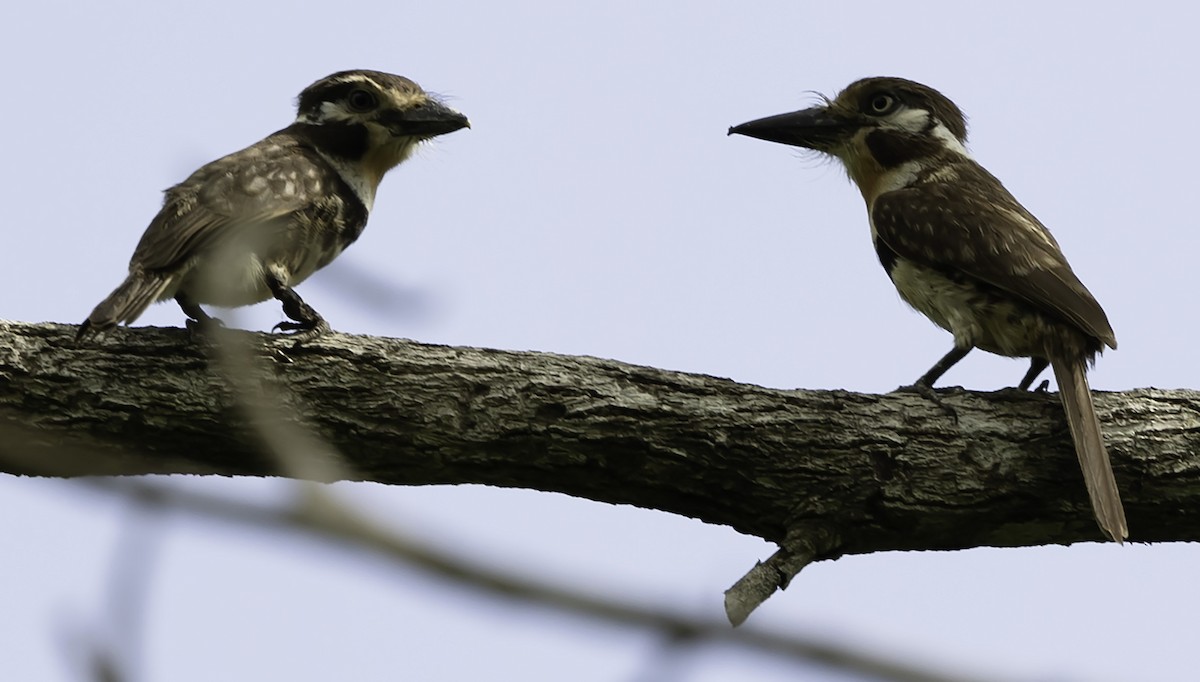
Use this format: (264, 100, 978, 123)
(292, 69, 469, 197)
(296, 69, 469, 139)
(729, 77, 968, 156)
(730, 77, 973, 203)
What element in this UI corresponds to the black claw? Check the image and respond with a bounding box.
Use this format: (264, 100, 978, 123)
(271, 318, 330, 346)
(271, 318, 329, 334)
(265, 273, 330, 341)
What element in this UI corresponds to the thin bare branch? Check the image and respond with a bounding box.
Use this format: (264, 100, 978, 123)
(79, 478, 1010, 682)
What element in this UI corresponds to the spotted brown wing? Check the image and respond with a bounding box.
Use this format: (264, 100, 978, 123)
(871, 167, 1116, 349)
(129, 133, 332, 272)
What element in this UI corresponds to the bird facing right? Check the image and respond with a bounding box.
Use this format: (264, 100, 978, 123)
(729, 77, 1127, 542)
(78, 69, 469, 341)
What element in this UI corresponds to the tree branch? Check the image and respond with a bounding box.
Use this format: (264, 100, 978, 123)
(76, 477, 1008, 682)
(2, 321, 1197, 619)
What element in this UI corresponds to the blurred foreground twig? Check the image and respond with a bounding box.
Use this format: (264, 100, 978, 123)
(80, 477, 1003, 682)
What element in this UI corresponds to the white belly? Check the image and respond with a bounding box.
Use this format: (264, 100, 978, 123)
(888, 257, 1044, 358)
(167, 248, 328, 308)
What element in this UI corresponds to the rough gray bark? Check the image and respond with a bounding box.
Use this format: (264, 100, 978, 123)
(3, 319, 1197, 554)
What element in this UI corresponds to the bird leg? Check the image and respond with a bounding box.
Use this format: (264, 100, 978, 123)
(915, 346, 971, 388)
(1018, 357, 1050, 391)
(893, 345, 970, 422)
(175, 294, 224, 337)
(266, 275, 330, 338)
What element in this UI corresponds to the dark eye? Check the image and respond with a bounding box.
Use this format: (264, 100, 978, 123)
(867, 93, 897, 115)
(347, 89, 377, 112)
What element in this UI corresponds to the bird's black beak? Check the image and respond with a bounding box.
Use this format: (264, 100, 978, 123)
(728, 106, 851, 151)
(383, 100, 470, 138)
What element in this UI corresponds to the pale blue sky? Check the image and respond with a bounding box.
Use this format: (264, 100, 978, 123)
(3, 2, 1197, 680)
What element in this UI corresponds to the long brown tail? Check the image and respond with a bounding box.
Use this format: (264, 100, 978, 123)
(76, 272, 172, 341)
(1051, 355, 1128, 542)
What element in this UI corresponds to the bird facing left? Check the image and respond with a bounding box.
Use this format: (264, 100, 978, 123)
(77, 69, 469, 341)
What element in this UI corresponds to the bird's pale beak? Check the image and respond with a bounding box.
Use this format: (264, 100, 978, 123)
(728, 107, 850, 151)
(383, 101, 470, 137)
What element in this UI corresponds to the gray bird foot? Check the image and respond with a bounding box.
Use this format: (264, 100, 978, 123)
(894, 382, 959, 423)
